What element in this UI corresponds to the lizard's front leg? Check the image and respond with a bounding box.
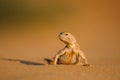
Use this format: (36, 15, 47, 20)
(53, 48, 67, 65)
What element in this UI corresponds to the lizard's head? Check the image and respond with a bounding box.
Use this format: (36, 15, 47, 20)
(58, 32, 76, 44)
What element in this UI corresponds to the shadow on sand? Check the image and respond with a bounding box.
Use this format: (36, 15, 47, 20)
(44, 58, 53, 64)
(0, 58, 45, 66)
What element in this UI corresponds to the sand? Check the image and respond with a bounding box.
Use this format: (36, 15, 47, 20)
(0, 27, 120, 80)
(0, 58, 120, 80)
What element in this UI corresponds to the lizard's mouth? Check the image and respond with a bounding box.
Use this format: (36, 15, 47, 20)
(59, 36, 66, 42)
(59, 36, 71, 45)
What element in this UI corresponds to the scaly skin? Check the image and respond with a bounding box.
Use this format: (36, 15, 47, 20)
(50, 32, 90, 66)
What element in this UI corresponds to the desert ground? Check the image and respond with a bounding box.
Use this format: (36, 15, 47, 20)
(0, 25, 120, 80)
(0, 0, 120, 80)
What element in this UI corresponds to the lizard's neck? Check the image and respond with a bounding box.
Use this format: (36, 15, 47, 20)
(66, 43, 79, 49)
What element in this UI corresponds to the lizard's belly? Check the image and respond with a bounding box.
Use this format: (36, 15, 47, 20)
(58, 52, 77, 64)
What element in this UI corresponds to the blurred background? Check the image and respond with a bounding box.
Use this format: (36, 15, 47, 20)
(0, 0, 120, 65)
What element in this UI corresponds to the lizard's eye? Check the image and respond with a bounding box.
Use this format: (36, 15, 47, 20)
(65, 33, 68, 36)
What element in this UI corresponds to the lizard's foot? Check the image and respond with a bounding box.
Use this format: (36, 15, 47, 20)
(82, 64, 91, 66)
(76, 63, 91, 66)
